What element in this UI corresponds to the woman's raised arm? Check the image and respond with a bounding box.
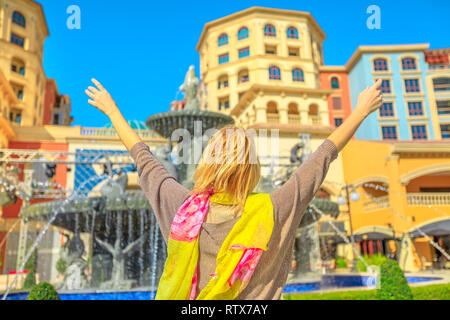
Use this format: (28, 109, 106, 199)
(328, 79, 383, 152)
(85, 79, 142, 152)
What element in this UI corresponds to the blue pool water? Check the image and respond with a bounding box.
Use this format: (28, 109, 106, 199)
(4, 275, 443, 300)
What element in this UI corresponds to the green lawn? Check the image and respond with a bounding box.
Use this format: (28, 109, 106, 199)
(283, 283, 450, 300)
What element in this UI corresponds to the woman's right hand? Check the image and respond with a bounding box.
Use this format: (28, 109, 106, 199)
(85, 79, 119, 117)
(354, 79, 383, 119)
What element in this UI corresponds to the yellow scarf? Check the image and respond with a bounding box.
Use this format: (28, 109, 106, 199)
(155, 193, 274, 300)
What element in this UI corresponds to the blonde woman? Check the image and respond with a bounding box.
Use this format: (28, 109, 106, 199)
(85, 79, 383, 300)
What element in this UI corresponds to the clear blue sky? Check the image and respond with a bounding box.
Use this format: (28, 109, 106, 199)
(38, 0, 449, 127)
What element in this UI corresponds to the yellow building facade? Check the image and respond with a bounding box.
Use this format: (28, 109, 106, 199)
(0, 68, 17, 148)
(341, 139, 450, 271)
(0, 0, 49, 127)
(196, 6, 345, 192)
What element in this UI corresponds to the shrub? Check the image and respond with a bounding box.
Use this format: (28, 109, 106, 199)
(376, 258, 413, 300)
(56, 258, 67, 275)
(27, 282, 60, 300)
(23, 245, 37, 289)
(335, 257, 347, 269)
(283, 283, 450, 300)
(356, 254, 387, 272)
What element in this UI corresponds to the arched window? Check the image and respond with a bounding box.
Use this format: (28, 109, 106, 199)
(308, 104, 319, 116)
(267, 101, 278, 114)
(287, 26, 299, 39)
(292, 68, 304, 82)
(331, 77, 340, 89)
(238, 69, 249, 84)
(269, 65, 281, 80)
(218, 33, 229, 47)
(12, 11, 26, 28)
(217, 75, 229, 89)
(237, 27, 249, 40)
(288, 102, 299, 115)
(402, 57, 417, 70)
(264, 24, 276, 37)
(373, 58, 388, 71)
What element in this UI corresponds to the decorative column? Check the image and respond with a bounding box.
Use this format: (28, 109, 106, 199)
(299, 94, 309, 125)
(255, 92, 267, 123)
(279, 92, 288, 124)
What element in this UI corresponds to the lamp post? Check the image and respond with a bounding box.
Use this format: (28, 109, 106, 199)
(337, 184, 360, 272)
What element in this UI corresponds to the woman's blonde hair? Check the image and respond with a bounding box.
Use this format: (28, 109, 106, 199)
(192, 126, 261, 208)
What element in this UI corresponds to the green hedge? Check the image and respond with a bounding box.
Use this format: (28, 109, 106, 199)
(27, 282, 60, 300)
(356, 254, 387, 272)
(376, 258, 413, 300)
(283, 283, 450, 300)
(335, 257, 347, 269)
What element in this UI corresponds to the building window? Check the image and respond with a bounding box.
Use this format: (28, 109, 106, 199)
(218, 98, 230, 111)
(292, 68, 304, 82)
(238, 69, 249, 84)
(404, 79, 420, 93)
(286, 26, 299, 39)
(334, 118, 343, 127)
(380, 79, 391, 94)
(437, 100, 450, 115)
(288, 47, 299, 57)
(238, 47, 250, 59)
(379, 102, 394, 117)
(237, 27, 249, 40)
(441, 124, 450, 139)
(9, 110, 22, 124)
(218, 33, 228, 47)
(53, 112, 60, 125)
(12, 11, 26, 28)
(217, 75, 229, 89)
(433, 77, 450, 92)
(218, 53, 229, 65)
(264, 24, 276, 37)
(402, 58, 417, 70)
(381, 126, 397, 140)
(11, 83, 24, 100)
(11, 58, 25, 76)
(269, 66, 281, 80)
(332, 97, 342, 110)
(411, 125, 427, 140)
(10, 33, 25, 47)
(331, 77, 339, 89)
(407, 101, 424, 116)
(265, 45, 277, 55)
(373, 58, 388, 71)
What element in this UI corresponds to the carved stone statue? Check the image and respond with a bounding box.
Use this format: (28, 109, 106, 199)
(57, 234, 88, 290)
(95, 236, 145, 290)
(179, 65, 200, 111)
(99, 167, 128, 199)
(154, 145, 177, 179)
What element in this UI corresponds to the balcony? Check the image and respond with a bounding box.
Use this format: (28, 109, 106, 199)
(407, 193, 450, 206)
(288, 114, 301, 125)
(309, 115, 322, 126)
(363, 195, 390, 212)
(80, 127, 157, 138)
(266, 113, 280, 124)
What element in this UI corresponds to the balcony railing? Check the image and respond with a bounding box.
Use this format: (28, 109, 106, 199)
(309, 115, 322, 125)
(288, 114, 301, 125)
(363, 195, 390, 211)
(266, 113, 280, 124)
(80, 127, 157, 138)
(407, 193, 450, 206)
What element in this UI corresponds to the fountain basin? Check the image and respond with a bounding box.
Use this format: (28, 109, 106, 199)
(146, 109, 234, 138)
(4, 275, 443, 300)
